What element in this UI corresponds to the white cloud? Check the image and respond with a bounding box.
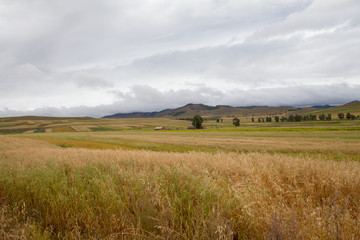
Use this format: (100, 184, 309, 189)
(74, 72, 114, 89)
(1, 83, 359, 117)
(0, 0, 359, 116)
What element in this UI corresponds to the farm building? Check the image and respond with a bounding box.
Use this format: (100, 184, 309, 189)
(154, 127, 166, 130)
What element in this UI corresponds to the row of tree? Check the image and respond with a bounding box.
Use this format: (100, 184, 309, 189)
(338, 112, 358, 120)
(192, 112, 359, 129)
(251, 112, 359, 123)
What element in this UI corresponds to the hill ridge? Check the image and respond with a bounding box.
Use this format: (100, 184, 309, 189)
(103, 103, 316, 119)
(310, 100, 360, 115)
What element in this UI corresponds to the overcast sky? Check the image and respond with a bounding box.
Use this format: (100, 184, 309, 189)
(1, 0, 359, 117)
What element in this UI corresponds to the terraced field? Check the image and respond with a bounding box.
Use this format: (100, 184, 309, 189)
(0, 117, 193, 134)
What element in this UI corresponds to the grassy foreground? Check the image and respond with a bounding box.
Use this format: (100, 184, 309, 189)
(1, 136, 360, 239)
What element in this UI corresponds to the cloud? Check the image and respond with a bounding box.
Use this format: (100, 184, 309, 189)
(0, 0, 359, 116)
(74, 72, 114, 89)
(1, 83, 359, 118)
(0, 0, 311, 69)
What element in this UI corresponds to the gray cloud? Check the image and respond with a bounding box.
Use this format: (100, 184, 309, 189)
(74, 72, 114, 89)
(0, 0, 359, 117)
(1, 83, 358, 118)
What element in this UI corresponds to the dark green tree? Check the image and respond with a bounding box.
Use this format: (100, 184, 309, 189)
(294, 114, 302, 122)
(251, 117, 255, 123)
(346, 112, 353, 120)
(338, 113, 344, 120)
(309, 114, 316, 121)
(192, 114, 203, 129)
(274, 116, 279, 122)
(288, 115, 294, 122)
(326, 114, 332, 121)
(233, 117, 240, 127)
(319, 114, 326, 121)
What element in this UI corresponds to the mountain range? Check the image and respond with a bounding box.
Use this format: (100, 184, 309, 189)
(102, 102, 358, 119)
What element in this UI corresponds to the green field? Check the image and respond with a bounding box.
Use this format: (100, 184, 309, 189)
(1, 117, 360, 239)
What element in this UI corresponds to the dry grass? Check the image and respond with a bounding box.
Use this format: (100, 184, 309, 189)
(93, 131, 360, 155)
(23, 130, 360, 161)
(1, 136, 359, 239)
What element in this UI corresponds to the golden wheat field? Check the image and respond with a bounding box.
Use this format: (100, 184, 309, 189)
(1, 120, 360, 239)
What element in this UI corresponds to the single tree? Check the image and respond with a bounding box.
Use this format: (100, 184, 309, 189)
(319, 114, 326, 121)
(309, 114, 316, 121)
(274, 116, 280, 122)
(192, 114, 203, 129)
(338, 113, 344, 120)
(288, 115, 294, 122)
(326, 114, 332, 121)
(294, 114, 302, 122)
(346, 112, 353, 120)
(233, 117, 240, 127)
(251, 117, 255, 123)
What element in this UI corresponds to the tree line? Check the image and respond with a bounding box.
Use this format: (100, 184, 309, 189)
(251, 112, 359, 123)
(190, 112, 359, 129)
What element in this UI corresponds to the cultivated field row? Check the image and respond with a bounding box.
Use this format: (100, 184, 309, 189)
(20, 129, 360, 161)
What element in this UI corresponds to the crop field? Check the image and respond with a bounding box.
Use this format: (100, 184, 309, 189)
(1, 117, 360, 239)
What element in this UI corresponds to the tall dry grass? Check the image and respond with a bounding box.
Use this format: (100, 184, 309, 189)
(0, 136, 359, 239)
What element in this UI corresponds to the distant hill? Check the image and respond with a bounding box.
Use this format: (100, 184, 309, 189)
(310, 100, 360, 115)
(103, 103, 319, 119)
(311, 105, 334, 109)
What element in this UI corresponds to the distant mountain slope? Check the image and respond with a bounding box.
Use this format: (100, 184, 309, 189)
(103, 103, 318, 118)
(311, 100, 360, 114)
(311, 105, 334, 109)
(103, 112, 159, 118)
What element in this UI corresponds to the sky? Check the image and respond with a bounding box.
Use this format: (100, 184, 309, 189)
(0, 0, 359, 117)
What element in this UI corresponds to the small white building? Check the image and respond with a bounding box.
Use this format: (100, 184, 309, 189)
(154, 127, 166, 130)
